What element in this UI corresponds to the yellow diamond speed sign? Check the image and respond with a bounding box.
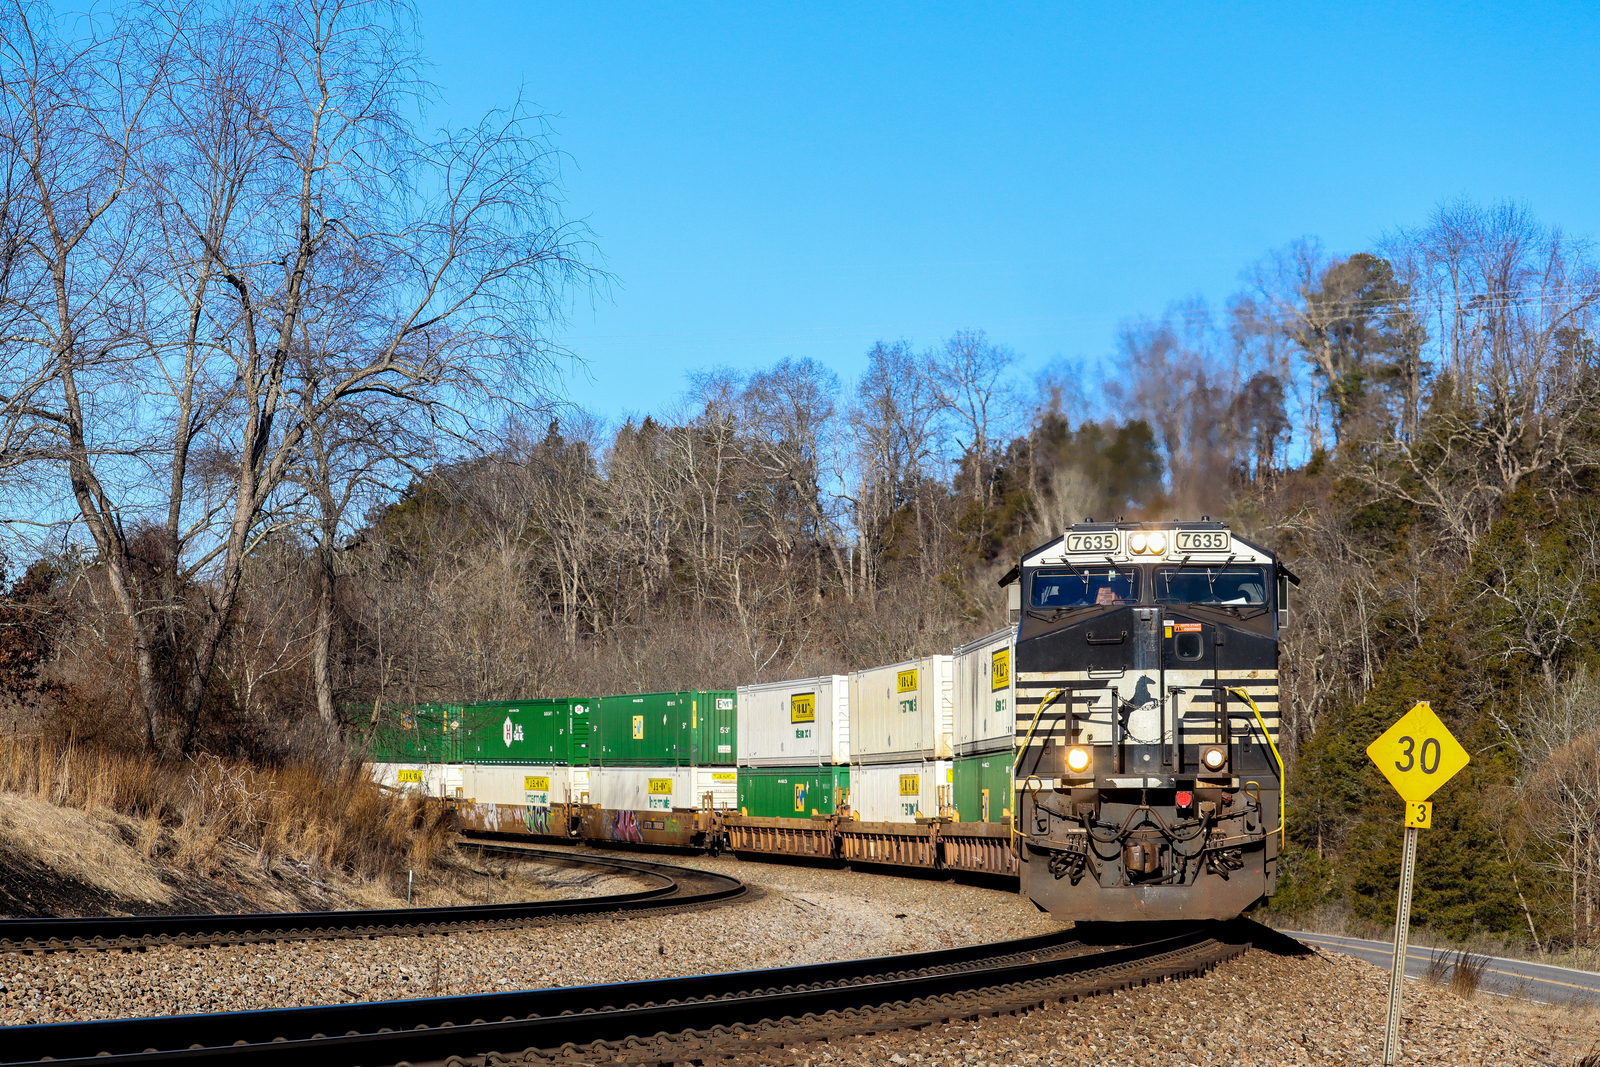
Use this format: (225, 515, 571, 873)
(1366, 702, 1469, 802)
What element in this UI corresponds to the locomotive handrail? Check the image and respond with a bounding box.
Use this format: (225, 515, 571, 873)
(1227, 686, 1285, 843)
(1013, 687, 1066, 782)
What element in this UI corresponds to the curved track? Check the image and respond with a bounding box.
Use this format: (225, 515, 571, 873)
(0, 846, 749, 954)
(0, 920, 1265, 1066)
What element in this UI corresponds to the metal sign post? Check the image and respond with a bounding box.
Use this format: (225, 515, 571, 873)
(1366, 702, 1468, 1066)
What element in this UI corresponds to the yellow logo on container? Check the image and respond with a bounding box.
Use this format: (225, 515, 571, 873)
(897, 669, 918, 694)
(712, 772, 736, 781)
(794, 783, 808, 811)
(397, 769, 423, 783)
(991, 648, 1011, 691)
(632, 715, 644, 740)
(647, 778, 673, 795)
(524, 776, 549, 791)
(791, 693, 816, 723)
(898, 774, 919, 796)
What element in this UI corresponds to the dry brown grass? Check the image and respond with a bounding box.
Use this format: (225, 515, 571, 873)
(0, 736, 452, 884)
(0, 794, 171, 902)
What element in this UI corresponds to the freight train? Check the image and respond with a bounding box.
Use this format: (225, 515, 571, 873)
(368, 518, 1288, 922)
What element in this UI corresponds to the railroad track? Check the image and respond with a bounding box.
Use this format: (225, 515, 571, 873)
(0, 919, 1262, 1066)
(0, 847, 750, 954)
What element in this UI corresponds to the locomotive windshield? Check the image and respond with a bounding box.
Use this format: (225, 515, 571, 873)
(1031, 568, 1140, 608)
(1154, 566, 1268, 605)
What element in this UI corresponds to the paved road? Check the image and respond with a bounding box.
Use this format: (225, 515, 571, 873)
(1283, 930, 1600, 1007)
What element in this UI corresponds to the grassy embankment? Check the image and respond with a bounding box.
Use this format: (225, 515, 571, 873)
(0, 736, 454, 913)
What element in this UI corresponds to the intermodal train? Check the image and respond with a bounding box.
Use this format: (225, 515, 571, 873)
(368, 518, 1290, 922)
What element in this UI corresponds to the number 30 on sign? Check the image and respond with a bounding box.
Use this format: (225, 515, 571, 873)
(1366, 701, 1470, 804)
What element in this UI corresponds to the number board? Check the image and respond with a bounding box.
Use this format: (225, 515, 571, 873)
(647, 778, 674, 795)
(898, 774, 920, 796)
(897, 669, 919, 694)
(397, 769, 423, 784)
(790, 693, 816, 723)
(524, 776, 550, 791)
(990, 648, 1011, 691)
(1064, 531, 1119, 554)
(1366, 702, 1470, 802)
(1174, 529, 1230, 552)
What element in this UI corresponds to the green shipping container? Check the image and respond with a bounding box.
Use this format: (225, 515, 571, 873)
(737, 766, 851, 818)
(952, 752, 1014, 823)
(593, 690, 738, 766)
(458, 699, 593, 765)
(365, 703, 464, 763)
(688, 690, 737, 766)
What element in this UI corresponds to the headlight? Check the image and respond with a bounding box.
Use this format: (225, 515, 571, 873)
(1201, 746, 1228, 771)
(1129, 532, 1148, 553)
(1147, 532, 1167, 554)
(1065, 746, 1092, 773)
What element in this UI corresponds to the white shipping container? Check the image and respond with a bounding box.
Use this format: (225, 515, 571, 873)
(954, 628, 1017, 755)
(456, 765, 589, 836)
(460, 765, 589, 807)
(589, 766, 737, 811)
(370, 761, 461, 798)
(848, 656, 954, 764)
(737, 675, 850, 766)
(848, 760, 953, 823)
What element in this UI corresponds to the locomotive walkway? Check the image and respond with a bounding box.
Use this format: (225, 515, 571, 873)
(1285, 930, 1600, 1008)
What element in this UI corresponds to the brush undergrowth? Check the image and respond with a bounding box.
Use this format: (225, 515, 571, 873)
(0, 736, 453, 883)
(1423, 947, 1489, 998)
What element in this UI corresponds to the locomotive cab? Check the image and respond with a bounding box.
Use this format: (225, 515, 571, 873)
(1010, 519, 1288, 922)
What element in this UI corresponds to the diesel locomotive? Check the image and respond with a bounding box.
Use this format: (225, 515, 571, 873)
(1008, 518, 1291, 921)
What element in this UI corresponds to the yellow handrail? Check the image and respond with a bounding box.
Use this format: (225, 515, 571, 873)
(1013, 687, 1066, 780)
(1011, 688, 1065, 844)
(1227, 686, 1285, 844)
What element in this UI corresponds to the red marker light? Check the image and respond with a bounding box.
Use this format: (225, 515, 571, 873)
(1176, 791, 1193, 809)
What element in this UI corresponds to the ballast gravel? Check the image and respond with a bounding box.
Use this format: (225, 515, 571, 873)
(708, 946, 1570, 1067)
(0, 849, 1061, 1026)
(1, 847, 1563, 1064)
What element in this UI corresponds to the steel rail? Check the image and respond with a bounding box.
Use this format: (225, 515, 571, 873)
(0, 847, 747, 954)
(0, 921, 1257, 1066)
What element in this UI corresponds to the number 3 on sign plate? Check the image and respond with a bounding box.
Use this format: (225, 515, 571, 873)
(1405, 801, 1432, 829)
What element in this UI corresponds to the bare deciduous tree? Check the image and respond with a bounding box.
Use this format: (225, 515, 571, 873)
(0, 0, 594, 754)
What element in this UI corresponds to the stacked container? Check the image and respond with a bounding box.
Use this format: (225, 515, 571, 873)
(459, 698, 591, 765)
(848, 656, 954, 822)
(735, 675, 850, 817)
(848, 760, 952, 822)
(590, 690, 738, 810)
(446, 699, 595, 831)
(366, 703, 463, 764)
(592, 691, 736, 766)
(951, 629, 1017, 823)
(367, 703, 466, 798)
(591, 767, 737, 811)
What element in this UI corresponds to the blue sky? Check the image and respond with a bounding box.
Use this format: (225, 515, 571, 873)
(413, 2, 1600, 421)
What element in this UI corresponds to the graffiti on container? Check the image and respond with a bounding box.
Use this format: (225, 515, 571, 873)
(604, 809, 645, 844)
